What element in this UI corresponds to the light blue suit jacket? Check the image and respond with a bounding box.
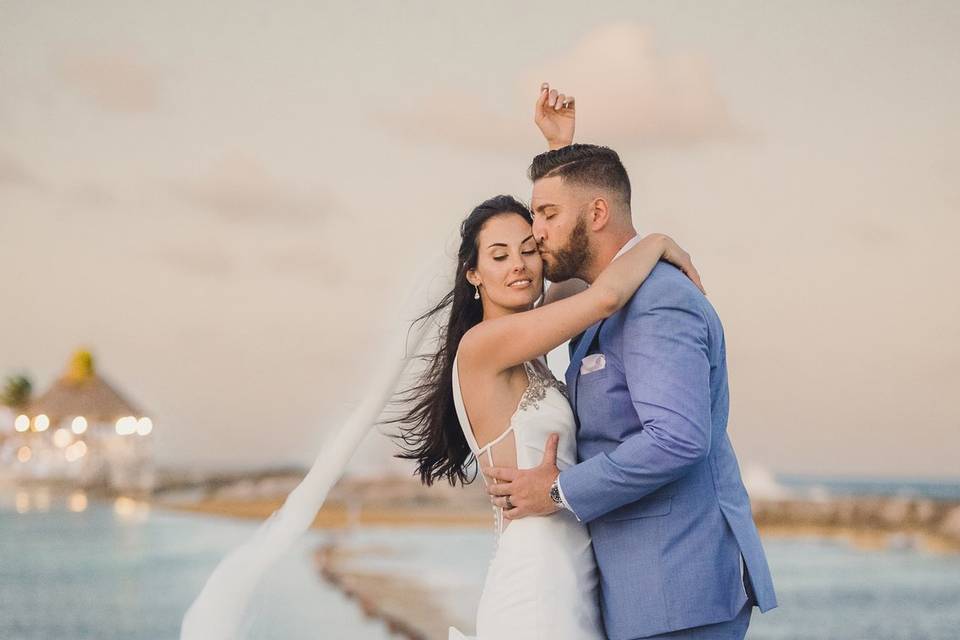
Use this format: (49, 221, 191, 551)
(558, 262, 777, 640)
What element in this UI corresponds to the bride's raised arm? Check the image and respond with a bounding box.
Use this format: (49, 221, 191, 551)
(458, 234, 703, 374)
(534, 82, 591, 306)
(535, 82, 576, 150)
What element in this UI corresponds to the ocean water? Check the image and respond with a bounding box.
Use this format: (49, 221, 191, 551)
(3, 487, 960, 640)
(340, 526, 960, 640)
(776, 475, 960, 502)
(0, 490, 394, 640)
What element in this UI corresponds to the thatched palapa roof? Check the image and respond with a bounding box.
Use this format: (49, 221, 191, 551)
(25, 349, 144, 424)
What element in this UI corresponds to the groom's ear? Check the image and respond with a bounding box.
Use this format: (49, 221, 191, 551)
(588, 196, 612, 231)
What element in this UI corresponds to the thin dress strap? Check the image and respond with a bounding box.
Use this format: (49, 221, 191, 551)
(452, 354, 535, 460)
(452, 353, 533, 540)
(451, 352, 483, 454)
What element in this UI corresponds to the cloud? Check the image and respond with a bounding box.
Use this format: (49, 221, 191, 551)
(0, 149, 125, 208)
(262, 244, 344, 283)
(173, 152, 332, 226)
(528, 24, 743, 147)
(152, 232, 351, 284)
(0, 149, 39, 188)
(67, 183, 119, 208)
(376, 89, 530, 152)
(153, 245, 236, 278)
(380, 23, 743, 151)
(54, 51, 161, 114)
(846, 218, 897, 246)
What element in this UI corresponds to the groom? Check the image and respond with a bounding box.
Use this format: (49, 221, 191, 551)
(484, 142, 778, 637)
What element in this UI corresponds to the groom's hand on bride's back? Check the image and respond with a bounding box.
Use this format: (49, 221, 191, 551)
(483, 433, 561, 519)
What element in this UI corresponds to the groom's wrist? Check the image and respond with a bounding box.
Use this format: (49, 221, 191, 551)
(551, 475, 580, 521)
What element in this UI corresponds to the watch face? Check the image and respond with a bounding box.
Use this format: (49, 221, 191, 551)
(550, 483, 562, 505)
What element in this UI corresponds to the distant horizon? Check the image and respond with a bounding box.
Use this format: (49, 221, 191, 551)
(147, 459, 960, 485)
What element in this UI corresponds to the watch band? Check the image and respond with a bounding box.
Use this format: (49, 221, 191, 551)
(549, 477, 564, 508)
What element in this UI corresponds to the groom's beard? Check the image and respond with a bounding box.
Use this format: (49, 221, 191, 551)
(542, 214, 592, 282)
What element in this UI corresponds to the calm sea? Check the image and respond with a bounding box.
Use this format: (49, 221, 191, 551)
(0, 489, 393, 640)
(777, 475, 960, 502)
(340, 526, 960, 640)
(2, 481, 960, 640)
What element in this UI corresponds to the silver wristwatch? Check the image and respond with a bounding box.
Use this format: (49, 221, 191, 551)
(549, 477, 564, 509)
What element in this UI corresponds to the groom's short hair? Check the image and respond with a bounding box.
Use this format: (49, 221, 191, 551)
(528, 144, 631, 208)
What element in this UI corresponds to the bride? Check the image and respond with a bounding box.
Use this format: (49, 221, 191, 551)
(179, 85, 704, 640)
(390, 85, 705, 640)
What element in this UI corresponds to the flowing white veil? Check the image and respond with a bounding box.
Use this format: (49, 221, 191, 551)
(180, 252, 453, 640)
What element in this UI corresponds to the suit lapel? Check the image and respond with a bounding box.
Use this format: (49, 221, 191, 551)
(568, 331, 583, 360)
(566, 319, 603, 416)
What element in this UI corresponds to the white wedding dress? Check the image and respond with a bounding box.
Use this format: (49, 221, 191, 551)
(449, 353, 605, 640)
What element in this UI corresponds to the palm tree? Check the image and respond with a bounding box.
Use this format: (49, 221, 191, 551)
(1, 374, 32, 409)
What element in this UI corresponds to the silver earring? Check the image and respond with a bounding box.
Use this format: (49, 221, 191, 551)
(474, 284, 480, 300)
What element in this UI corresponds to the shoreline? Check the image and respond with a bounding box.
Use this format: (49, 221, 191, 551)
(315, 543, 467, 640)
(156, 498, 493, 528)
(154, 495, 960, 554)
(11, 478, 959, 552)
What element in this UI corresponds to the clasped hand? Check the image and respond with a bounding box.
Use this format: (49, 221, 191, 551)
(483, 433, 561, 519)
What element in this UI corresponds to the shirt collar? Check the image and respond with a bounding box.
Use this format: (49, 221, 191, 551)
(612, 233, 641, 262)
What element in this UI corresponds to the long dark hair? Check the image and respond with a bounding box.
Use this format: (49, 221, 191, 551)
(386, 195, 533, 486)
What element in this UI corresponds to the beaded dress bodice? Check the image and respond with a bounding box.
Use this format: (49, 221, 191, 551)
(448, 352, 605, 640)
(451, 354, 577, 538)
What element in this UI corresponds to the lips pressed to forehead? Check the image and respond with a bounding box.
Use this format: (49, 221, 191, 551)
(540, 213, 591, 282)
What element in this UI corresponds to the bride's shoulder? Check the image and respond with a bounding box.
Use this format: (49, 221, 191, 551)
(453, 336, 487, 387)
(456, 326, 490, 371)
(454, 334, 475, 368)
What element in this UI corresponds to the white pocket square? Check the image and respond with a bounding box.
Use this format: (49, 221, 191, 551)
(580, 353, 606, 375)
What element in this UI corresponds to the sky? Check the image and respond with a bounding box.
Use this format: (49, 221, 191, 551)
(1, 0, 958, 478)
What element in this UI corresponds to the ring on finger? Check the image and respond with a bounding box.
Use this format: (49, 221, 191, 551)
(504, 496, 514, 510)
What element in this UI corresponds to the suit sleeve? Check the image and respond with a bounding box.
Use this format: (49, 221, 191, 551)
(557, 276, 712, 524)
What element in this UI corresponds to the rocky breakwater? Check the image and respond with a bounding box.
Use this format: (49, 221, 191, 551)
(752, 496, 960, 552)
(315, 542, 466, 640)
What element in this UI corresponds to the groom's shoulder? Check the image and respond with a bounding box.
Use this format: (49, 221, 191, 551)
(624, 261, 706, 316)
